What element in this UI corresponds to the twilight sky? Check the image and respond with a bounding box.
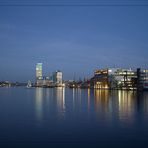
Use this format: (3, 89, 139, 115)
(0, 2, 148, 82)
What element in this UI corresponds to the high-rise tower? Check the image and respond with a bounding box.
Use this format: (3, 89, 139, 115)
(36, 63, 42, 79)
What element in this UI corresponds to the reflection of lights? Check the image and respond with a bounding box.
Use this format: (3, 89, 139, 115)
(94, 89, 109, 114)
(73, 88, 75, 101)
(88, 89, 90, 111)
(35, 88, 43, 121)
(62, 88, 65, 110)
(56, 87, 66, 118)
(118, 90, 135, 125)
(78, 89, 82, 106)
(142, 92, 148, 113)
(73, 88, 75, 109)
(88, 89, 90, 97)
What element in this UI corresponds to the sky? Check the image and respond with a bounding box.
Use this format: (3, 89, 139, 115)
(0, 1, 148, 82)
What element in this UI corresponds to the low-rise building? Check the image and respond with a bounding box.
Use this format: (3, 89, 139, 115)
(137, 68, 148, 90)
(114, 69, 137, 90)
(36, 76, 52, 87)
(90, 68, 137, 90)
(91, 69, 109, 89)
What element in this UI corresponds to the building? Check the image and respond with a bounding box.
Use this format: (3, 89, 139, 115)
(91, 69, 109, 89)
(137, 68, 148, 90)
(90, 68, 119, 89)
(114, 69, 137, 90)
(108, 68, 120, 89)
(35, 63, 52, 87)
(90, 68, 137, 90)
(36, 63, 43, 79)
(53, 70, 63, 86)
(36, 76, 53, 87)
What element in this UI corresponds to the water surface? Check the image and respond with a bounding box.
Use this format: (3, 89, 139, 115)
(0, 87, 148, 147)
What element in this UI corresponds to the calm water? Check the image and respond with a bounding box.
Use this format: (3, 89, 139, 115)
(0, 87, 148, 147)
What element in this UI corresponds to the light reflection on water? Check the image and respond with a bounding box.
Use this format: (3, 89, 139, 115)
(35, 87, 66, 121)
(35, 88, 43, 121)
(1, 87, 148, 146)
(34, 88, 148, 126)
(118, 91, 136, 125)
(55, 87, 65, 119)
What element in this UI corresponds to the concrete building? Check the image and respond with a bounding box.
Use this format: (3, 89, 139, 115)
(137, 68, 148, 90)
(53, 70, 63, 86)
(91, 68, 137, 90)
(113, 69, 137, 90)
(36, 76, 52, 87)
(91, 69, 109, 89)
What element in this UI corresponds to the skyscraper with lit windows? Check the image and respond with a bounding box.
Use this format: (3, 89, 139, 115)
(36, 63, 42, 79)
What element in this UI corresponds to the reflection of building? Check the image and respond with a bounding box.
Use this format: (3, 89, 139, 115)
(118, 91, 135, 124)
(53, 70, 63, 86)
(55, 88, 65, 118)
(94, 90, 109, 108)
(35, 88, 43, 121)
(94, 89, 111, 120)
(36, 63, 42, 78)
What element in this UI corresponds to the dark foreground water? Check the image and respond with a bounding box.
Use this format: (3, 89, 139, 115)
(0, 87, 148, 148)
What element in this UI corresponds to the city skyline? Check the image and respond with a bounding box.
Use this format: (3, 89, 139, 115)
(0, 1, 148, 81)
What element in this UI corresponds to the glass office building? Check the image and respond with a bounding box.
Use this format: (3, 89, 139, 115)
(36, 63, 43, 79)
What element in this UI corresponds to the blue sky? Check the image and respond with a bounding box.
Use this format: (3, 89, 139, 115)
(0, 4, 148, 81)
